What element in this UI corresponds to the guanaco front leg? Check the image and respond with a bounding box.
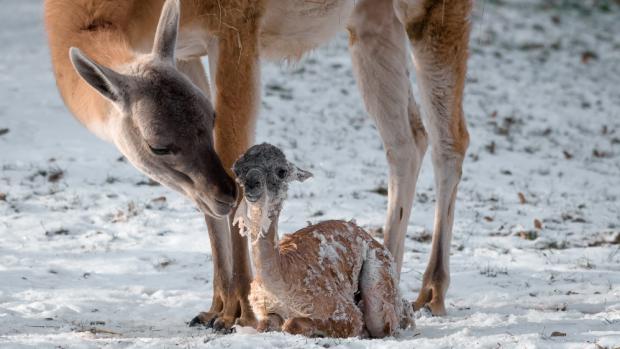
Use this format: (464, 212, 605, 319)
(175, 57, 236, 330)
(189, 3, 264, 331)
(189, 216, 233, 329)
(396, 0, 472, 316)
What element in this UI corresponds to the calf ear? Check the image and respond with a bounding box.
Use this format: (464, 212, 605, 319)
(152, 0, 180, 63)
(69, 47, 129, 105)
(231, 158, 245, 180)
(293, 167, 313, 182)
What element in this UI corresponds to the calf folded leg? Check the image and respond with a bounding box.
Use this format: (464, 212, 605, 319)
(283, 301, 364, 338)
(257, 313, 284, 332)
(282, 317, 364, 338)
(359, 244, 410, 338)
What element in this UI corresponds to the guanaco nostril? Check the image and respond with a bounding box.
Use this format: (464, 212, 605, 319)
(244, 168, 263, 192)
(246, 178, 260, 190)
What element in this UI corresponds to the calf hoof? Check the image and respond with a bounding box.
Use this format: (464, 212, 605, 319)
(282, 317, 315, 337)
(236, 314, 258, 328)
(257, 314, 283, 332)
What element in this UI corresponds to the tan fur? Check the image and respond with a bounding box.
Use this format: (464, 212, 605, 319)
(45, 0, 472, 328)
(399, 0, 472, 316)
(232, 143, 413, 338)
(249, 218, 411, 338)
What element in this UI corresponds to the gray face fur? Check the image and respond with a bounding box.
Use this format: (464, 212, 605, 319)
(232, 143, 313, 206)
(69, 0, 236, 217)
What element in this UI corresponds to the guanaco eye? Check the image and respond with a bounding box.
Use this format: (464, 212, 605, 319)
(276, 167, 288, 179)
(147, 143, 173, 156)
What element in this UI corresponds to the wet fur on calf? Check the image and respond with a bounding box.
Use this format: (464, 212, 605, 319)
(233, 143, 414, 338)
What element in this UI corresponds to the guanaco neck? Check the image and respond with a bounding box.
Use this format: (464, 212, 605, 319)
(247, 201, 286, 289)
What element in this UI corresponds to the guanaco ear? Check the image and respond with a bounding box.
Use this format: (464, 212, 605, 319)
(292, 167, 313, 182)
(152, 0, 180, 63)
(69, 47, 129, 104)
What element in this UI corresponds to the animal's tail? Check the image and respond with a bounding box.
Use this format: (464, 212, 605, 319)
(358, 242, 414, 337)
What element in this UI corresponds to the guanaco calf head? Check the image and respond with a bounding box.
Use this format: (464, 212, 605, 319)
(68, 0, 236, 217)
(232, 143, 313, 207)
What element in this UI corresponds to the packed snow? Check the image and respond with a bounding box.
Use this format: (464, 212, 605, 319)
(1, 0, 619, 348)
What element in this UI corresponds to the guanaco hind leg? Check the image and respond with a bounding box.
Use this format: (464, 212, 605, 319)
(202, 4, 263, 330)
(395, 0, 472, 315)
(349, 0, 427, 276)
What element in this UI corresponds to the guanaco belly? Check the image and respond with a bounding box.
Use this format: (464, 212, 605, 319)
(259, 0, 354, 60)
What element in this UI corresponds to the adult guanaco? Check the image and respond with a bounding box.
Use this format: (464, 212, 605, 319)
(44, 0, 472, 330)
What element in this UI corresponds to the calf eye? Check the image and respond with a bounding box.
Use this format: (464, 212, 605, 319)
(276, 167, 288, 179)
(147, 143, 173, 156)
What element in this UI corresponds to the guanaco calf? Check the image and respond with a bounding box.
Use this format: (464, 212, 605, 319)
(232, 143, 414, 338)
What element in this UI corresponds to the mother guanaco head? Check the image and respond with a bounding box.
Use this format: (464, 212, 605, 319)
(68, 0, 236, 217)
(232, 143, 313, 206)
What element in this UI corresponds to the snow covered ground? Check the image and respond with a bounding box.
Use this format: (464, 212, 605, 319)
(1, 0, 619, 348)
